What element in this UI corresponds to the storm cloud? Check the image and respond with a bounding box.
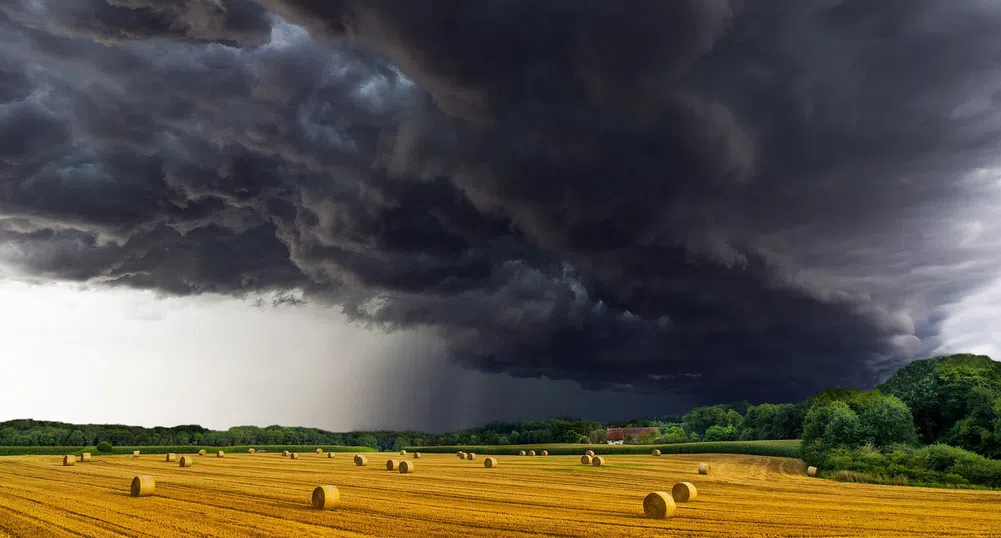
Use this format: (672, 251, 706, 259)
(3, 0, 1001, 410)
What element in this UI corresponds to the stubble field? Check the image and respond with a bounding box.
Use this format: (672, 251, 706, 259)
(1, 452, 999, 537)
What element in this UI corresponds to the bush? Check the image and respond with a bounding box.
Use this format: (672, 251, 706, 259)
(916, 443, 969, 472)
(96, 441, 112, 453)
(815, 442, 1001, 489)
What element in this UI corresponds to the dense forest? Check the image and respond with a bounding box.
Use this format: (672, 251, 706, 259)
(3, 354, 1000, 484)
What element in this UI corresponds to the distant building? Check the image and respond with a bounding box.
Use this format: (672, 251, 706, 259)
(606, 427, 659, 444)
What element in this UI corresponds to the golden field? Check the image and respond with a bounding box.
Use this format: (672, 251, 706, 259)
(1, 452, 1000, 537)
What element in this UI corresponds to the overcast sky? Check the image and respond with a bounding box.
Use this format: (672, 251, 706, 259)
(2, 0, 1001, 432)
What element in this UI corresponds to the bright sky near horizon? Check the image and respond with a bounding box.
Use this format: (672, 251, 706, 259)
(0, 280, 677, 432)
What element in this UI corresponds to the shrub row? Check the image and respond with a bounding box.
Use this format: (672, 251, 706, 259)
(819, 443, 1001, 489)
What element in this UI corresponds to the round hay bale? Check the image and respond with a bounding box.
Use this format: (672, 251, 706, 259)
(62, 455, 76, 466)
(216, 451, 224, 458)
(179, 456, 193, 467)
(165, 453, 176, 463)
(483, 457, 498, 468)
(528, 450, 536, 457)
(580, 455, 593, 465)
(399, 460, 415, 474)
(414, 452, 421, 459)
(289, 452, 299, 459)
(130, 475, 155, 497)
(316, 448, 322, 454)
(354, 455, 368, 467)
(457, 452, 466, 459)
(400, 450, 407, 455)
(311, 485, 340, 510)
(519, 450, 526, 456)
(585, 450, 594, 457)
(249, 448, 256, 454)
(281, 450, 290, 457)
(807, 466, 818, 477)
(133, 450, 141, 458)
(466, 452, 476, 461)
(698, 462, 711, 475)
(80, 453, 91, 462)
(671, 482, 697, 502)
(540, 450, 548, 456)
(592, 456, 606, 467)
(386, 459, 399, 471)
(643, 491, 677, 519)
(456, 450, 463, 456)
(652, 449, 662, 456)
(198, 449, 207, 456)
(327, 452, 335, 459)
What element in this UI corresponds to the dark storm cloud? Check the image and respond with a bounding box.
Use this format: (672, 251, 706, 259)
(3, 0, 1001, 409)
(0, 0, 274, 45)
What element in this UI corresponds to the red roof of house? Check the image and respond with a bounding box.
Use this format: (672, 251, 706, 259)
(606, 427, 659, 441)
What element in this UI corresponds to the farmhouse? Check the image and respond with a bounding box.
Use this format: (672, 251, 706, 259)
(606, 427, 659, 444)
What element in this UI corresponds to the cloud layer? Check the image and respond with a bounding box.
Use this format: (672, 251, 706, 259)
(3, 0, 1001, 409)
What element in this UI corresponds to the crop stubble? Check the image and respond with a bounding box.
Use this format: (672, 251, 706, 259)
(0, 453, 999, 537)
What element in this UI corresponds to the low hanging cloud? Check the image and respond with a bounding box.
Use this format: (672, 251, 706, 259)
(3, 0, 1001, 408)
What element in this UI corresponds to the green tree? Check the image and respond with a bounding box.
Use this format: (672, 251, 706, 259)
(66, 430, 86, 446)
(357, 433, 378, 449)
(772, 403, 807, 439)
(392, 436, 411, 452)
(563, 430, 582, 443)
(944, 385, 1001, 457)
(682, 406, 743, 436)
(587, 428, 606, 444)
(802, 401, 863, 465)
(656, 425, 687, 444)
(822, 403, 867, 449)
(859, 394, 919, 447)
(742, 404, 777, 440)
(878, 353, 1001, 450)
(703, 424, 738, 442)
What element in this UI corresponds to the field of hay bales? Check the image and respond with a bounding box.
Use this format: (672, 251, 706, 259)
(1, 452, 999, 537)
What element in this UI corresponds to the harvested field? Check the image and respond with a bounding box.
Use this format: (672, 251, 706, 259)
(0, 453, 999, 537)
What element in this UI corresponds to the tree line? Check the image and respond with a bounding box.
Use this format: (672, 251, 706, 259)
(0, 418, 606, 452)
(0, 404, 805, 452)
(2, 353, 999, 477)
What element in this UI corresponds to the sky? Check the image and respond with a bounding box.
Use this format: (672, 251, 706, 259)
(1, 0, 1001, 432)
